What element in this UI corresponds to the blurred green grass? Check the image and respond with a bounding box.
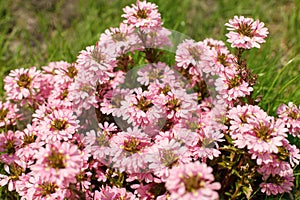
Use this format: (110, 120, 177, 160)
(0, 0, 299, 199)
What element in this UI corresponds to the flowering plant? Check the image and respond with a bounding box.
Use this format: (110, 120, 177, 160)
(1, 1, 299, 199)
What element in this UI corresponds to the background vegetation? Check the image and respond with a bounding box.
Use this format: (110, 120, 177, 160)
(1, 0, 299, 199)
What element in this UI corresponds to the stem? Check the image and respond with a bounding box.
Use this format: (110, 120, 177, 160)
(231, 180, 243, 200)
(246, 92, 255, 105)
(236, 48, 245, 65)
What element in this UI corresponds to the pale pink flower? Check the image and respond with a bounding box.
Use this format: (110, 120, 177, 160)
(30, 142, 83, 186)
(277, 102, 300, 137)
(16, 173, 67, 199)
(137, 62, 176, 86)
(94, 185, 137, 200)
(175, 39, 212, 76)
(165, 161, 221, 200)
(0, 161, 24, 191)
(159, 88, 198, 120)
(203, 38, 227, 50)
(192, 127, 224, 162)
(4, 67, 41, 106)
(0, 130, 22, 164)
(280, 139, 300, 167)
(225, 15, 269, 49)
(36, 108, 79, 143)
(100, 88, 130, 117)
(99, 23, 140, 53)
(110, 127, 152, 173)
(259, 163, 294, 196)
(215, 72, 253, 105)
(122, 0, 162, 30)
(228, 105, 287, 154)
(134, 182, 167, 200)
(0, 100, 21, 128)
(142, 27, 172, 48)
(146, 138, 191, 181)
(15, 124, 45, 166)
(120, 87, 163, 127)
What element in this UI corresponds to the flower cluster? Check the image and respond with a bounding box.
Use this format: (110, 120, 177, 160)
(0, 1, 299, 200)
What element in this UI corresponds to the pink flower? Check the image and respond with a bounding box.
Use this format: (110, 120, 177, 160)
(159, 88, 198, 120)
(134, 182, 167, 199)
(147, 138, 191, 181)
(0, 100, 21, 128)
(4, 67, 41, 106)
(99, 23, 140, 53)
(225, 16, 269, 49)
(175, 39, 212, 76)
(94, 185, 137, 200)
(30, 142, 83, 186)
(122, 0, 162, 30)
(0, 161, 24, 191)
(228, 105, 287, 154)
(120, 87, 163, 127)
(100, 88, 130, 117)
(137, 62, 176, 86)
(110, 127, 152, 173)
(259, 163, 294, 195)
(191, 127, 224, 162)
(165, 161, 221, 200)
(16, 173, 67, 199)
(277, 102, 300, 137)
(36, 108, 79, 143)
(215, 72, 253, 105)
(0, 130, 22, 164)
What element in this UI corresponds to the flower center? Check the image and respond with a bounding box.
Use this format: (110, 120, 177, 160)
(167, 97, 181, 112)
(136, 9, 148, 19)
(187, 47, 201, 61)
(17, 74, 32, 88)
(253, 124, 271, 141)
(288, 111, 299, 120)
(5, 140, 16, 154)
(135, 96, 153, 112)
(96, 134, 110, 147)
(277, 146, 290, 161)
(60, 89, 69, 100)
(123, 137, 141, 153)
(67, 64, 78, 79)
(91, 47, 106, 63)
(228, 75, 241, 89)
(39, 182, 58, 197)
(10, 163, 23, 180)
(199, 137, 215, 148)
(266, 174, 285, 185)
(51, 119, 68, 131)
(112, 32, 126, 42)
(160, 149, 178, 168)
(217, 53, 230, 67)
(238, 23, 253, 37)
(159, 85, 171, 95)
(23, 133, 36, 146)
(182, 173, 205, 193)
(148, 183, 167, 198)
(46, 148, 66, 169)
